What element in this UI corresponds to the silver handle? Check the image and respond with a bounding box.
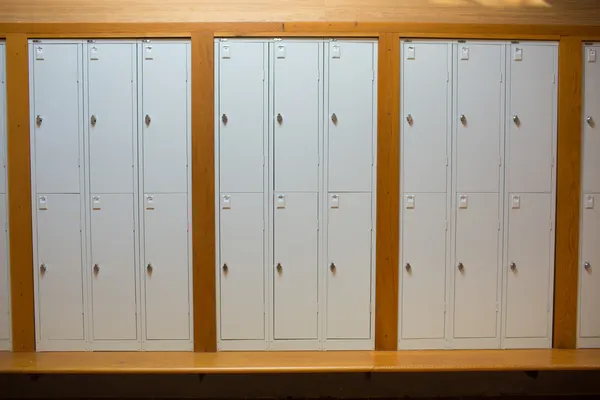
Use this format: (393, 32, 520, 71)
(406, 114, 413, 125)
(460, 114, 467, 125)
(277, 113, 283, 124)
(147, 263, 153, 273)
(276, 263, 282, 272)
(93, 264, 100, 274)
(584, 261, 591, 270)
(222, 263, 228, 272)
(36, 115, 43, 126)
(510, 262, 517, 272)
(222, 114, 228, 125)
(405, 262, 411, 272)
(513, 114, 519, 124)
(331, 113, 338, 124)
(458, 262, 464, 272)
(145, 114, 151, 125)
(587, 116, 594, 125)
(330, 262, 336, 272)
(40, 264, 47, 273)
(91, 115, 97, 126)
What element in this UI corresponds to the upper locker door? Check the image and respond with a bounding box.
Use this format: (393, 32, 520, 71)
(218, 41, 266, 193)
(87, 42, 136, 194)
(583, 45, 600, 194)
(0, 196, 9, 342)
(0, 44, 5, 193)
(327, 41, 374, 192)
(402, 42, 449, 194)
(141, 41, 188, 194)
(274, 192, 319, 340)
(507, 44, 556, 194)
(31, 42, 82, 194)
(273, 41, 321, 192)
(326, 193, 372, 340)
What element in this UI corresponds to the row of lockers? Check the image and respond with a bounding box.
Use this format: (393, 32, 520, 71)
(29, 40, 192, 351)
(215, 40, 377, 350)
(0, 43, 10, 351)
(399, 41, 558, 349)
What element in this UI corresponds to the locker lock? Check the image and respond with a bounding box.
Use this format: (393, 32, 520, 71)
(406, 114, 413, 125)
(584, 261, 591, 271)
(145, 114, 151, 126)
(222, 114, 228, 125)
(91, 114, 97, 126)
(460, 114, 467, 125)
(510, 262, 517, 272)
(40, 264, 47, 273)
(330, 262, 336, 272)
(277, 113, 283, 124)
(147, 263, 153, 273)
(405, 262, 411, 272)
(36, 115, 43, 126)
(331, 113, 338, 124)
(222, 263, 229, 272)
(276, 263, 283, 273)
(587, 116, 594, 126)
(458, 262, 464, 272)
(93, 264, 100, 274)
(512, 114, 520, 125)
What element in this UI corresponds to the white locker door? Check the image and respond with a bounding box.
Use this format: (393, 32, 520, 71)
(88, 43, 135, 194)
(273, 193, 318, 339)
(90, 194, 137, 341)
(273, 42, 320, 192)
(32, 43, 82, 194)
(455, 44, 503, 193)
(401, 193, 447, 340)
(402, 43, 449, 194)
(328, 42, 374, 193)
(219, 42, 266, 193)
(142, 42, 188, 194)
(580, 197, 600, 338)
(36, 194, 84, 340)
(505, 193, 552, 339)
(507, 44, 556, 194)
(219, 193, 265, 340)
(583, 46, 600, 193)
(0, 44, 5, 193)
(144, 193, 190, 340)
(0, 195, 9, 341)
(326, 193, 372, 339)
(453, 193, 500, 339)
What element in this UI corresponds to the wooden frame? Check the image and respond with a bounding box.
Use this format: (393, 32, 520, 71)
(0, 22, 592, 352)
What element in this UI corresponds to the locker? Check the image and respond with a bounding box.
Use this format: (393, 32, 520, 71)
(36, 194, 85, 341)
(327, 42, 375, 193)
(507, 44, 556, 194)
(326, 193, 372, 339)
(400, 193, 447, 340)
(87, 43, 136, 194)
(402, 42, 450, 194)
(455, 44, 503, 193)
(580, 198, 600, 338)
(141, 42, 189, 194)
(143, 193, 190, 340)
(0, 44, 5, 194)
(219, 193, 265, 340)
(0, 195, 8, 342)
(273, 192, 318, 340)
(273, 42, 321, 192)
(505, 193, 553, 340)
(31, 43, 82, 194)
(90, 194, 137, 341)
(218, 42, 266, 193)
(453, 193, 500, 339)
(583, 46, 600, 193)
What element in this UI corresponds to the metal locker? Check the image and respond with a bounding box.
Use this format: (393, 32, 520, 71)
(453, 193, 500, 341)
(219, 193, 265, 340)
(0, 195, 9, 344)
(218, 41, 267, 193)
(580, 197, 600, 339)
(326, 193, 372, 340)
(141, 42, 189, 194)
(87, 42, 136, 194)
(90, 194, 137, 341)
(35, 194, 85, 343)
(31, 42, 83, 194)
(507, 43, 557, 194)
(143, 193, 190, 341)
(401, 42, 450, 194)
(400, 193, 448, 341)
(273, 192, 318, 340)
(455, 43, 503, 193)
(583, 45, 600, 193)
(504, 193, 553, 343)
(273, 41, 321, 193)
(327, 42, 375, 193)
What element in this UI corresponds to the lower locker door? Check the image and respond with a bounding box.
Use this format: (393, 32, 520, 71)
(37, 194, 85, 341)
(505, 193, 553, 339)
(274, 192, 318, 340)
(144, 193, 190, 340)
(453, 193, 500, 339)
(580, 196, 600, 338)
(219, 193, 265, 340)
(90, 194, 137, 341)
(326, 193, 372, 339)
(401, 193, 447, 340)
(0, 195, 9, 341)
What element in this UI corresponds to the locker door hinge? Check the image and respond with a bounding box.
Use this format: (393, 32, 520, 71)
(499, 156, 502, 167)
(133, 220, 136, 232)
(444, 302, 447, 313)
(263, 219, 265, 232)
(446, 156, 449, 167)
(372, 70, 375, 82)
(317, 69, 320, 81)
(447, 71, 450, 82)
(500, 73, 503, 83)
(496, 302, 499, 313)
(551, 156, 555, 168)
(550, 219, 554, 231)
(553, 74, 556, 84)
(317, 153, 320, 166)
(445, 220, 448, 231)
(263, 69, 266, 82)
(372, 154, 374, 167)
(78, 157, 81, 167)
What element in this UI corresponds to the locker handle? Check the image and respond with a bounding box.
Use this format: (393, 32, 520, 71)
(221, 114, 228, 125)
(276, 263, 282, 273)
(91, 115, 97, 126)
(145, 114, 151, 126)
(460, 114, 467, 125)
(584, 261, 591, 271)
(277, 113, 283, 124)
(587, 116, 594, 126)
(147, 263, 153, 273)
(93, 264, 100, 274)
(330, 262, 336, 272)
(40, 264, 47, 273)
(222, 263, 229, 272)
(36, 115, 43, 126)
(510, 262, 517, 272)
(405, 262, 411, 272)
(331, 113, 338, 124)
(406, 114, 413, 125)
(513, 114, 520, 125)
(458, 262, 464, 272)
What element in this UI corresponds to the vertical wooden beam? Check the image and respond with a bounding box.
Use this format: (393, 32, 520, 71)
(191, 31, 216, 352)
(6, 34, 35, 352)
(554, 36, 583, 349)
(375, 32, 400, 351)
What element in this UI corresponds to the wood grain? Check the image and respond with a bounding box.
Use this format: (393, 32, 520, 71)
(6, 35, 35, 352)
(553, 36, 583, 350)
(191, 31, 217, 352)
(375, 32, 400, 351)
(0, 350, 599, 374)
(1, 0, 600, 25)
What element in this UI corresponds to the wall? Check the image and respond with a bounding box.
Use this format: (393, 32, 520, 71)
(0, 0, 599, 24)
